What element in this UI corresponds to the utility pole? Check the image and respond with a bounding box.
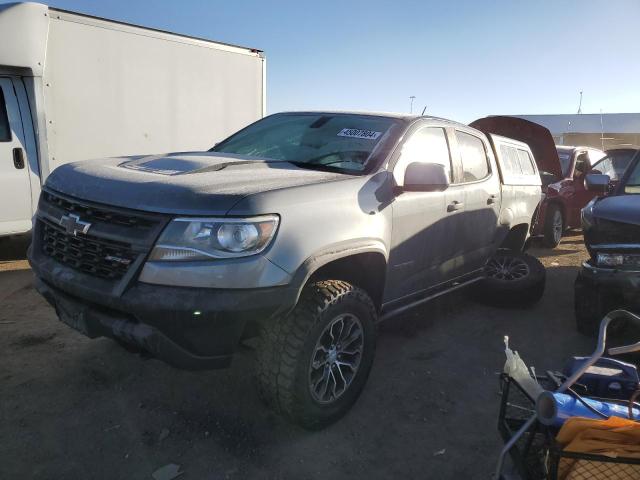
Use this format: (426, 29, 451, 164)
(600, 109, 605, 150)
(409, 96, 416, 114)
(577, 91, 583, 114)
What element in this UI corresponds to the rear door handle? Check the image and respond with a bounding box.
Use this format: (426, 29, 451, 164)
(447, 201, 464, 212)
(12, 148, 25, 169)
(487, 194, 498, 205)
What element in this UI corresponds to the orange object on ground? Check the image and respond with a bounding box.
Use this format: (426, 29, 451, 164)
(556, 416, 640, 479)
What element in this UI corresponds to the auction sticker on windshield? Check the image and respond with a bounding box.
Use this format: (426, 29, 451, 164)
(337, 128, 382, 140)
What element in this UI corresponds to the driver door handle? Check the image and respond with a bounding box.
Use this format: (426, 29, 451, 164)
(447, 200, 464, 212)
(13, 148, 25, 169)
(487, 194, 498, 205)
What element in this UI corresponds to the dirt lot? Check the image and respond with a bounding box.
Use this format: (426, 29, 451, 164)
(1, 234, 599, 479)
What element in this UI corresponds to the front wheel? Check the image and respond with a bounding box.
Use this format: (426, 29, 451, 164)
(256, 280, 377, 429)
(476, 251, 546, 307)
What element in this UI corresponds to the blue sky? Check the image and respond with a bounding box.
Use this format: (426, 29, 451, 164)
(5, 0, 639, 122)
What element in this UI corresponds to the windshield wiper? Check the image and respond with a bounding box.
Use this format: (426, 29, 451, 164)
(276, 160, 344, 172)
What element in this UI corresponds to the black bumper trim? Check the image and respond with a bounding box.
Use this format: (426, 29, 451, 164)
(33, 271, 295, 370)
(578, 261, 640, 305)
(36, 279, 236, 369)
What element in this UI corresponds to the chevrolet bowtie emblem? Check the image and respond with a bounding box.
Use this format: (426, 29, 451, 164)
(59, 213, 91, 236)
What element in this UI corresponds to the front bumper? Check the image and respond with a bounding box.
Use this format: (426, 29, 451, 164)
(578, 260, 640, 307)
(30, 248, 294, 370)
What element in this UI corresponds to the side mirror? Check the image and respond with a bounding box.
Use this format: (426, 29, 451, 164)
(585, 173, 611, 194)
(402, 162, 449, 192)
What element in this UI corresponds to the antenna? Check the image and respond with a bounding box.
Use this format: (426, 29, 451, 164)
(409, 96, 416, 114)
(421, 105, 427, 115)
(577, 91, 583, 114)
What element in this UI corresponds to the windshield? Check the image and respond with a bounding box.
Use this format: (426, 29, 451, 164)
(557, 150, 572, 177)
(623, 157, 640, 194)
(211, 113, 401, 173)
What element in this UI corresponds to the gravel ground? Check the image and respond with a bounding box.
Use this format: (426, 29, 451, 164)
(0, 233, 602, 479)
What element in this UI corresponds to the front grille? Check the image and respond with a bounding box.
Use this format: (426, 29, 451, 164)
(42, 191, 156, 229)
(590, 219, 640, 245)
(41, 220, 136, 280)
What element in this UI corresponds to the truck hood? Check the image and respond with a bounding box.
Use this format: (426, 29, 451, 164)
(593, 194, 640, 226)
(469, 116, 563, 179)
(45, 152, 347, 215)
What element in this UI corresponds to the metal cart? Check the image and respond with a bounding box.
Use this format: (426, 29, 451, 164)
(495, 309, 640, 479)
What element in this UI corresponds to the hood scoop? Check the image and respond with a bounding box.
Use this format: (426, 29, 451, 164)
(118, 153, 264, 176)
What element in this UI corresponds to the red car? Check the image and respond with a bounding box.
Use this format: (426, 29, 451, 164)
(470, 117, 636, 248)
(535, 146, 605, 247)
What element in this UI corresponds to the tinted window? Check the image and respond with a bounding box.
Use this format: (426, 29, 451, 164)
(574, 153, 589, 175)
(499, 145, 521, 175)
(456, 131, 489, 182)
(593, 151, 637, 181)
(394, 127, 451, 183)
(0, 88, 10, 142)
(557, 150, 572, 176)
(624, 160, 640, 194)
(517, 149, 536, 175)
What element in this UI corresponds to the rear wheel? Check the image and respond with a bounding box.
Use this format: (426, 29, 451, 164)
(476, 251, 546, 307)
(256, 280, 376, 429)
(543, 204, 564, 248)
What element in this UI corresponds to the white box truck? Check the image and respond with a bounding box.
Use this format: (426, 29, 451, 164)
(0, 2, 266, 237)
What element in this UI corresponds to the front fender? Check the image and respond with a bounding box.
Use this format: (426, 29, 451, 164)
(275, 239, 388, 314)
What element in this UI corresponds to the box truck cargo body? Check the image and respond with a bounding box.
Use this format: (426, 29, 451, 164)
(0, 2, 266, 237)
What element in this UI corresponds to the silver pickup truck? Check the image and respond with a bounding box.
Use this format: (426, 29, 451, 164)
(28, 112, 543, 428)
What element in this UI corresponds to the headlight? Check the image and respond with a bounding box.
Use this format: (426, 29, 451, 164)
(597, 253, 624, 267)
(149, 215, 279, 261)
(597, 253, 640, 268)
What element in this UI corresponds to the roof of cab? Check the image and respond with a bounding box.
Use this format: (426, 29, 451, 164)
(275, 110, 470, 127)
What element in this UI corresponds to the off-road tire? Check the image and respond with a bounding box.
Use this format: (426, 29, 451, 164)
(476, 251, 546, 307)
(543, 204, 564, 248)
(256, 280, 376, 430)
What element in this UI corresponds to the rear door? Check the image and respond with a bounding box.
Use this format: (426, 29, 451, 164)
(0, 78, 32, 235)
(450, 129, 501, 274)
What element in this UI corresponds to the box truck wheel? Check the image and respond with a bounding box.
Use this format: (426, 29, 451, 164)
(256, 280, 376, 429)
(543, 204, 564, 248)
(476, 251, 546, 307)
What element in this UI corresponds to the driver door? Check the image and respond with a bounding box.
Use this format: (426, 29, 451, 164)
(385, 125, 453, 302)
(0, 78, 32, 236)
(568, 151, 593, 226)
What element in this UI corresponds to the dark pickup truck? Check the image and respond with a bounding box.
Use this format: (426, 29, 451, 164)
(575, 148, 640, 334)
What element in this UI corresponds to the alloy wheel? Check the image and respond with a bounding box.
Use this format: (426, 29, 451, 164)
(552, 210, 563, 244)
(486, 256, 531, 281)
(308, 313, 364, 404)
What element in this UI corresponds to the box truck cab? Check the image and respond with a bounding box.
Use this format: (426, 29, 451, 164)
(0, 2, 266, 237)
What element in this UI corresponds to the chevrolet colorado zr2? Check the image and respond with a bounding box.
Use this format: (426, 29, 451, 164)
(29, 112, 545, 428)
